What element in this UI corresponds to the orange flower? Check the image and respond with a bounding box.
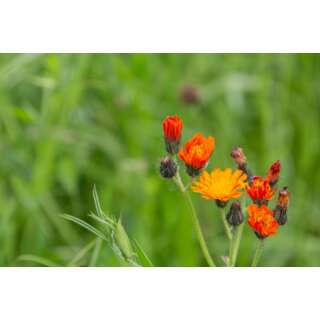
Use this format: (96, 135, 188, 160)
(162, 115, 183, 141)
(162, 115, 183, 154)
(179, 133, 215, 176)
(247, 204, 279, 238)
(192, 168, 247, 203)
(245, 176, 275, 204)
(266, 160, 281, 187)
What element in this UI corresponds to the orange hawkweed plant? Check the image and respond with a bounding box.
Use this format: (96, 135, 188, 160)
(159, 115, 290, 267)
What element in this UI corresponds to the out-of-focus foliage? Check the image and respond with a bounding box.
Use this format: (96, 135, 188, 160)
(0, 53, 319, 266)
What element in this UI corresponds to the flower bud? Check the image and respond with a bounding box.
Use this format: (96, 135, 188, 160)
(273, 206, 287, 226)
(273, 186, 290, 226)
(230, 146, 252, 179)
(160, 156, 177, 179)
(162, 115, 183, 154)
(226, 201, 244, 226)
(266, 160, 281, 187)
(231, 147, 247, 166)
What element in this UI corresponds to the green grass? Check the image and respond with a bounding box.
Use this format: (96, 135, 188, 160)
(0, 53, 319, 266)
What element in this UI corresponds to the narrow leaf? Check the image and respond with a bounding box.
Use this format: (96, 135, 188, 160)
(133, 240, 154, 267)
(18, 255, 60, 267)
(60, 214, 107, 241)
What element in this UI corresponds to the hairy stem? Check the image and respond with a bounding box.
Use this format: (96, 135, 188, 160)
(251, 239, 264, 267)
(228, 223, 244, 267)
(174, 172, 216, 267)
(220, 208, 232, 240)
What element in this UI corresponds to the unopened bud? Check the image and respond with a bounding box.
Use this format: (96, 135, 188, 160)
(231, 147, 247, 166)
(226, 201, 244, 226)
(273, 206, 287, 226)
(162, 115, 183, 154)
(273, 186, 290, 226)
(160, 156, 177, 179)
(230, 147, 252, 179)
(266, 160, 281, 187)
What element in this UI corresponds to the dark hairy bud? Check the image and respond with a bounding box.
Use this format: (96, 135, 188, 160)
(273, 206, 287, 226)
(160, 157, 177, 179)
(226, 201, 244, 226)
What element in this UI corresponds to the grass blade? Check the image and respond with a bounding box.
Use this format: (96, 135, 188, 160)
(18, 254, 60, 267)
(68, 239, 97, 266)
(60, 214, 107, 241)
(93, 185, 104, 218)
(89, 238, 103, 267)
(133, 239, 154, 267)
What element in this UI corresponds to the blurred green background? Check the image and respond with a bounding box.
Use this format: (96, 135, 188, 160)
(0, 53, 319, 266)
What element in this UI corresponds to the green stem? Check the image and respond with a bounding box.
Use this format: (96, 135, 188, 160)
(174, 173, 216, 267)
(220, 208, 232, 240)
(251, 239, 264, 267)
(228, 223, 244, 267)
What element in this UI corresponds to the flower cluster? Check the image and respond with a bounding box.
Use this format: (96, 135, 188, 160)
(160, 115, 215, 178)
(236, 152, 289, 239)
(160, 115, 291, 266)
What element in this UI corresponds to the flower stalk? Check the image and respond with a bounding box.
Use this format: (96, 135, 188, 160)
(174, 172, 216, 267)
(220, 208, 232, 240)
(251, 239, 264, 267)
(228, 223, 244, 267)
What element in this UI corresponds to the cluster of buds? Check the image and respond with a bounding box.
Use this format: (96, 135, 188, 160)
(230, 147, 290, 240)
(160, 115, 215, 179)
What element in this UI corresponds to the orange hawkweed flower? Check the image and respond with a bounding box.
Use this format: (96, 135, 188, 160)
(247, 204, 279, 239)
(192, 168, 247, 206)
(266, 160, 281, 187)
(162, 115, 183, 154)
(245, 176, 275, 205)
(179, 133, 215, 177)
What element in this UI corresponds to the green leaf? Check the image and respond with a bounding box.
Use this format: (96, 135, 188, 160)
(93, 185, 104, 218)
(89, 212, 115, 229)
(60, 214, 108, 241)
(133, 239, 154, 267)
(18, 255, 60, 267)
(67, 239, 97, 266)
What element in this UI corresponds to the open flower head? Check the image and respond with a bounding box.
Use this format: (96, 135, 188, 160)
(192, 168, 247, 203)
(246, 176, 275, 204)
(162, 115, 183, 154)
(247, 204, 279, 239)
(179, 133, 215, 176)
